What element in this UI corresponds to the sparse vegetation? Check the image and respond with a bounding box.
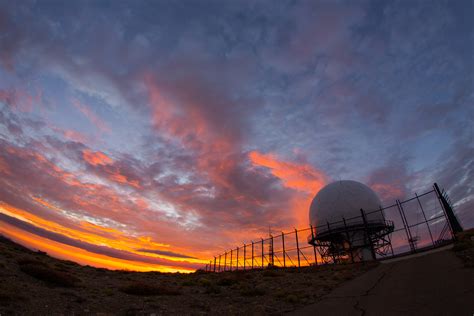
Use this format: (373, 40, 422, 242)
(17, 257, 47, 266)
(20, 262, 80, 287)
(238, 283, 266, 296)
(0, 234, 377, 314)
(119, 282, 181, 296)
(262, 268, 283, 277)
(453, 229, 474, 268)
(216, 276, 237, 286)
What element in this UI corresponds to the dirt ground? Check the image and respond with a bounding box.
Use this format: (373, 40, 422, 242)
(0, 235, 376, 315)
(2, 230, 471, 315)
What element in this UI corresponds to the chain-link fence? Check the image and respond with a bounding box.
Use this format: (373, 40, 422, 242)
(204, 183, 457, 272)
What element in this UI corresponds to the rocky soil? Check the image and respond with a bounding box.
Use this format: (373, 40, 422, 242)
(0, 235, 378, 315)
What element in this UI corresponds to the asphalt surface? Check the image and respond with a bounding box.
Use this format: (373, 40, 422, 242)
(292, 248, 474, 316)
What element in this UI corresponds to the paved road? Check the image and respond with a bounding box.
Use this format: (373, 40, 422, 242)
(292, 249, 474, 315)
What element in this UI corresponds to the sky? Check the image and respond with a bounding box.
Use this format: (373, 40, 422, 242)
(0, 0, 472, 272)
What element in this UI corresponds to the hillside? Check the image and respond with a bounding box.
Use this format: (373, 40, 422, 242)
(0, 235, 377, 315)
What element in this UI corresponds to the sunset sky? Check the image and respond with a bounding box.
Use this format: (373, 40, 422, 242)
(0, 0, 472, 272)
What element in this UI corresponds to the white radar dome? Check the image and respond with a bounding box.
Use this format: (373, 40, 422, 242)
(309, 180, 383, 230)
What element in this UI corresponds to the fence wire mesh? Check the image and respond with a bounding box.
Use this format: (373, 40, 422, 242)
(205, 184, 456, 272)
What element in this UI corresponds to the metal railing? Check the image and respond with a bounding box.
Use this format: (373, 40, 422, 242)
(204, 183, 457, 272)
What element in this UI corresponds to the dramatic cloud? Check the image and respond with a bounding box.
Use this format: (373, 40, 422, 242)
(0, 0, 472, 271)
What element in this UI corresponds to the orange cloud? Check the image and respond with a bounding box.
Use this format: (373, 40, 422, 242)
(249, 151, 326, 194)
(0, 222, 194, 273)
(81, 150, 141, 188)
(249, 151, 327, 227)
(31, 196, 62, 212)
(83, 149, 113, 166)
(108, 173, 140, 188)
(0, 201, 205, 268)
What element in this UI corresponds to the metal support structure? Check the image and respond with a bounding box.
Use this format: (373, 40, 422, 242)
(415, 192, 435, 247)
(327, 221, 337, 263)
(243, 244, 246, 270)
(396, 199, 413, 252)
(224, 252, 227, 272)
(236, 247, 239, 271)
(342, 217, 355, 263)
(206, 185, 456, 272)
(270, 235, 274, 266)
(360, 209, 376, 260)
(310, 225, 318, 265)
(295, 228, 301, 268)
(379, 206, 395, 256)
(282, 232, 286, 267)
(397, 200, 415, 252)
(251, 241, 254, 269)
(434, 183, 463, 235)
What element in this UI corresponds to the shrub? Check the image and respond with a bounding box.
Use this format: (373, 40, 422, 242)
(453, 240, 473, 252)
(239, 284, 265, 296)
(204, 284, 221, 294)
(216, 277, 237, 286)
(182, 279, 196, 286)
(198, 277, 212, 287)
(17, 257, 47, 266)
(119, 282, 180, 296)
(285, 294, 298, 304)
(262, 269, 282, 277)
(20, 263, 80, 287)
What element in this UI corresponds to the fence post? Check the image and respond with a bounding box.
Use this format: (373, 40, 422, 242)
(397, 200, 415, 252)
(282, 232, 286, 267)
(261, 238, 264, 268)
(342, 217, 355, 263)
(400, 201, 415, 251)
(218, 255, 221, 272)
(243, 244, 246, 270)
(415, 192, 435, 247)
(236, 247, 239, 271)
(230, 249, 233, 271)
(396, 200, 414, 252)
(224, 251, 227, 272)
(295, 228, 301, 268)
(310, 225, 318, 266)
(434, 183, 462, 236)
(270, 235, 274, 266)
(213, 257, 216, 272)
(251, 241, 254, 269)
